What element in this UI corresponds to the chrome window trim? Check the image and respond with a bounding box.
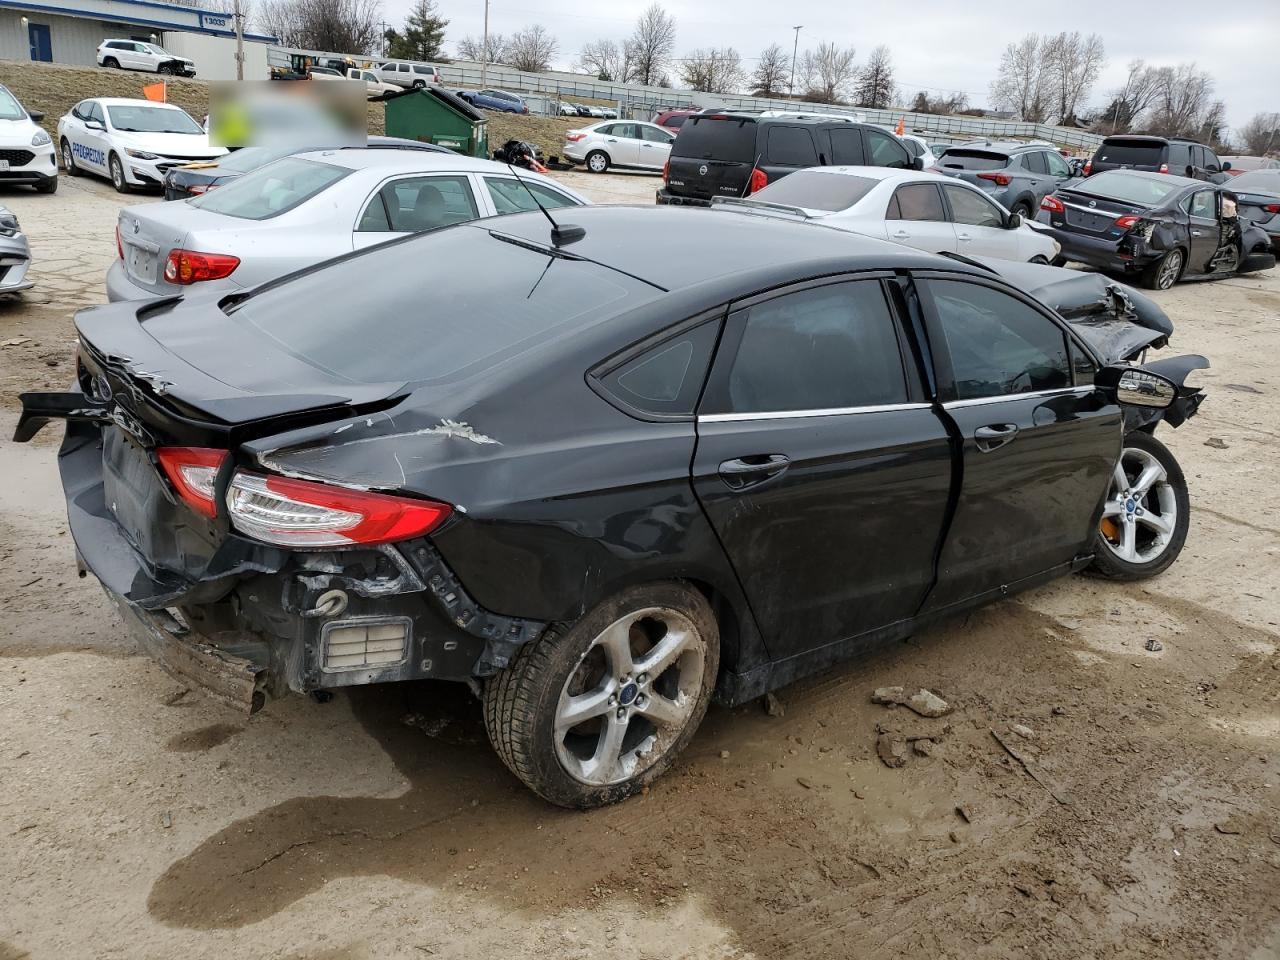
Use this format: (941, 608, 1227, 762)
(699, 401, 933, 423)
(942, 386, 1093, 410)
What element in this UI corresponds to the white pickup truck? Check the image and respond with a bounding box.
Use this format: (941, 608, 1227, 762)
(306, 67, 399, 99)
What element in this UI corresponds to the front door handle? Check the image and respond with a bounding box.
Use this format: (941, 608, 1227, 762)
(974, 423, 1018, 452)
(718, 454, 790, 490)
(957, 232, 972, 243)
(1191, 229, 1202, 236)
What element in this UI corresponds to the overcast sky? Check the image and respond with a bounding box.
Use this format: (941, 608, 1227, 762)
(385, 0, 1276, 134)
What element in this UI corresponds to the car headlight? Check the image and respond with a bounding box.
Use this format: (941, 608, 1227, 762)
(125, 149, 160, 160)
(31, 129, 51, 147)
(0, 213, 20, 236)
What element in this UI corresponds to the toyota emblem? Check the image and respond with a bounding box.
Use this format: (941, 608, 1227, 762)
(131, 219, 140, 233)
(698, 164, 708, 176)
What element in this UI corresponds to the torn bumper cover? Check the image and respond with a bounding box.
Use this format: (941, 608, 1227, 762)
(39, 403, 545, 712)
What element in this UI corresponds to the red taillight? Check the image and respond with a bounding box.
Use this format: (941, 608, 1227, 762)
(565, 132, 587, 142)
(226, 472, 453, 548)
(1114, 214, 1141, 230)
(187, 183, 218, 195)
(1158, 163, 1169, 174)
(164, 249, 240, 285)
(1083, 159, 1092, 176)
(156, 447, 228, 519)
(1041, 195, 1065, 214)
(662, 159, 669, 182)
(1263, 203, 1280, 214)
(115, 224, 123, 259)
(976, 171, 1012, 186)
(747, 168, 767, 194)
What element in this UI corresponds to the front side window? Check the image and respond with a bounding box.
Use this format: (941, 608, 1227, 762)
(943, 185, 1004, 228)
(88, 102, 106, 125)
(1187, 189, 1217, 220)
(767, 127, 818, 166)
(1045, 151, 1071, 177)
(639, 124, 672, 143)
(485, 177, 579, 215)
(357, 174, 478, 232)
(887, 183, 945, 222)
(864, 129, 909, 169)
(719, 281, 908, 414)
(928, 279, 1071, 400)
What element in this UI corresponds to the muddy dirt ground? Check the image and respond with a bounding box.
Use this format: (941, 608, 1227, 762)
(0, 171, 1277, 960)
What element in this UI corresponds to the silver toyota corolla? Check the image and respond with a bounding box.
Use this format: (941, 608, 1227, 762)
(107, 149, 590, 301)
(0, 206, 33, 294)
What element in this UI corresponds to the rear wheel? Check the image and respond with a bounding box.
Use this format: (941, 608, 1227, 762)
(586, 150, 610, 173)
(60, 138, 79, 176)
(483, 582, 719, 808)
(102, 57, 119, 69)
(1011, 200, 1035, 218)
(1088, 431, 1189, 581)
(108, 153, 129, 193)
(1141, 248, 1184, 290)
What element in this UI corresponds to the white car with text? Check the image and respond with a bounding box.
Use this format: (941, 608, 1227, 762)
(718, 167, 1060, 263)
(57, 98, 226, 193)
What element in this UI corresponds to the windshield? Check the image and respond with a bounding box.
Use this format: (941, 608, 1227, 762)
(672, 117, 756, 162)
(229, 230, 654, 385)
(937, 150, 1008, 171)
(1077, 171, 1183, 206)
(189, 157, 349, 220)
(142, 43, 171, 56)
(750, 171, 879, 212)
(107, 105, 203, 134)
(0, 88, 25, 121)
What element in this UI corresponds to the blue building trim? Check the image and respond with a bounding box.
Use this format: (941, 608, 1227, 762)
(0, 0, 276, 40)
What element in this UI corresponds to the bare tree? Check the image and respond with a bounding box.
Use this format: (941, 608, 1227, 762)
(1043, 31, 1105, 123)
(1147, 62, 1215, 138)
(751, 43, 789, 97)
(257, 0, 382, 53)
(456, 33, 508, 63)
(678, 47, 744, 94)
(1239, 112, 1280, 155)
(853, 45, 895, 109)
(629, 3, 676, 86)
(578, 38, 625, 81)
(798, 42, 857, 103)
(1096, 59, 1163, 133)
(506, 24, 557, 73)
(909, 89, 969, 116)
(989, 34, 1053, 122)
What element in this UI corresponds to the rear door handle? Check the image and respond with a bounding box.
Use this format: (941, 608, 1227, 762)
(974, 423, 1018, 452)
(892, 229, 910, 239)
(718, 454, 790, 490)
(1191, 229, 1202, 236)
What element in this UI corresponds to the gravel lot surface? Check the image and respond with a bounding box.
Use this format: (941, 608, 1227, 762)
(1, 168, 1277, 960)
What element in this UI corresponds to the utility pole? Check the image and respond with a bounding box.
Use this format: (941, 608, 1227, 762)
(480, 0, 490, 88)
(232, 0, 245, 80)
(789, 25, 802, 99)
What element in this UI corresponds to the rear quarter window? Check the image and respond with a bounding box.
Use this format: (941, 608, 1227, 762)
(592, 320, 721, 418)
(766, 127, 818, 166)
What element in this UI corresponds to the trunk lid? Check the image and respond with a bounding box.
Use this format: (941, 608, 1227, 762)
(1053, 185, 1149, 237)
(667, 116, 757, 201)
(117, 202, 237, 296)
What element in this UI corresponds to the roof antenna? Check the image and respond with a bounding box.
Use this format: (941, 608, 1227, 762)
(505, 156, 586, 246)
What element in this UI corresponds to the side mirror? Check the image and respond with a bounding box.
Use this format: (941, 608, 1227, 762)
(1006, 212, 1022, 230)
(28, 110, 43, 122)
(86, 120, 105, 131)
(911, 157, 924, 171)
(1221, 160, 1231, 171)
(1097, 365, 1178, 409)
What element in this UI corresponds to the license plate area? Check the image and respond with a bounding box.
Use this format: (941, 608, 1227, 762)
(124, 240, 158, 284)
(0, 160, 9, 172)
(1065, 207, 1114, 232)
(102, 428, 166, 551)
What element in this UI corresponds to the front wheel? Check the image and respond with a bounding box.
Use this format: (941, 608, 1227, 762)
(157, 64, 174, 75)
(1141, 248, 1184, 290)
(1088, 431, 1189, 581)
(109, 153, 129, 193)
(483, 582, 719, 808)
(60, 139, 79, 176)
(102, 57, 119, 69)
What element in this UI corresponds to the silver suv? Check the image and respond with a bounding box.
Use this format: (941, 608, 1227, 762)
(933, 141, 1073, 218)
(377, 62, 442, 89)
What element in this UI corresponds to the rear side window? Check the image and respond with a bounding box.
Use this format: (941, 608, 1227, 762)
(664, 115, 686, 128)
(829, 129, 863, 165)
(357, 174, 477, 232)
(751, 170, 878, 211)
(864, 129, 909, 169)
(887, 183, 946, 221)
(767, 127, 818, 166)
(927, 280, 1071, 400)
(485, 177, 579, 215)
(191, 157, 350, 221)
(1022, 151, 1048, 174)
(595, 320, 721, 417)
(717, 281, 908, 414)
(938, 150, 1008, 172)
(672, 117, 756, 162)
(1098, 140, 1166, 167)
(413, 65, 433, 74)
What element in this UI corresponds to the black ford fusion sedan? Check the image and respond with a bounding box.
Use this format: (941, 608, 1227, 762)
(18, 206, 1207, 808)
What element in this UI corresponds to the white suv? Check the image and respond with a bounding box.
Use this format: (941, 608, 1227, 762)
(377, 62, 441, 89)
(97, 40, 196, 77)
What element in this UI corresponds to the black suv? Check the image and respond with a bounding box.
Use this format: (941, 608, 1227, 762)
(1085, 136, 1231, 183)
(658, 113, 919, 205)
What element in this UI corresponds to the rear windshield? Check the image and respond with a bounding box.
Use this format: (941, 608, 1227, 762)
(936, 149, 1008, 171)
(1077, 171, 1183, 206)
(750, 171, 879, 211)
(1229, 170, 1280, 193)
(229, 230, 655, 385)
(663, 115, 687, 128)
(1094, 140, 1165, 166)
(189, 156, 349, 220)
(673, 117, 756, 162)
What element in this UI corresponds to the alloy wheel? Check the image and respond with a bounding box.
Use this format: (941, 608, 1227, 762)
(554, 606, 707, 786)
(1157, 250, 1183, 289)
(1100, 446, 1178, 564)
(110, 156, 124, 190)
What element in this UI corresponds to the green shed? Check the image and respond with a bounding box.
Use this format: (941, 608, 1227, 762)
(381, 87, 489, 158)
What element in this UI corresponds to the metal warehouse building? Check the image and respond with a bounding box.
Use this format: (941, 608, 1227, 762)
(0, 0, 276, 80)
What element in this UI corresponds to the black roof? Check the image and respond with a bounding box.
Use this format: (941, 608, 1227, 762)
(466, 205, 968, 292)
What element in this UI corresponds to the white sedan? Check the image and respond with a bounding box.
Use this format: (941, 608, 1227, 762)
(563, 120, 673, 174)
(0, 83, 57, 193)
(726, 167, 1061, 263)
(106, 150, 590, 301)
(57, 98, 226, 193)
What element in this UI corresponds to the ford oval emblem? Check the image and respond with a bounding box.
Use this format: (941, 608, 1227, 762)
(698, 164, 708, 176)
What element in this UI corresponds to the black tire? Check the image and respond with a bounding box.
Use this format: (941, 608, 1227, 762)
(585, 150, 610, 174)
(1087, 431, 1190, 581)
(483, 581, 719, 808)
(412, 79, 426, 89)
(60, 138, 79, 176)
(1011, 200, 1035, 218)
(1050, 254, 1069, 267)
(108, 153, 129, 193)
(1029, 255, 1050, 265)
(102, 57, 119, 69)
(1140, 248, 1184, 290)
(157, 63, 174, 75)
(34, 175, 57, 195)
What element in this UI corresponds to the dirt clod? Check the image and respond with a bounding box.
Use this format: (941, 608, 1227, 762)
(876, 734, 909, 768)
(762, 692, 785, 717)
(871, 686, 952, 717)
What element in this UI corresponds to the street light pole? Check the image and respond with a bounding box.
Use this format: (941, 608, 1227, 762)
(480, 0, 490, 88)
(789, 25, 802, 99)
